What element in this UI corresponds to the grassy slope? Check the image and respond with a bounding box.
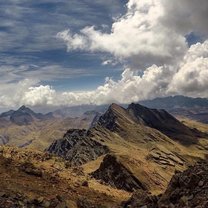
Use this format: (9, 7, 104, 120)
(83, 105, 208, 194)
(0, 117, 92, 151)
(0, 146, 129, 207)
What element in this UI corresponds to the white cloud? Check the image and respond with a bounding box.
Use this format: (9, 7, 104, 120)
(21, 85, 56, 106)
(0, 38, 208, 108)
(1, 0, 208, 109)
(55, 0, 208, 103)
(57, 0, 187, 68)
(169, 41, 208, 97)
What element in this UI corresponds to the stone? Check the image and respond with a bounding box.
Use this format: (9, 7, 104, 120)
(47, 129, 109, 166)
(82, 181, 89, 187)
(91, 154, 147, 192)
(0, 146, 3, 153)
(198, 180, 204, 187)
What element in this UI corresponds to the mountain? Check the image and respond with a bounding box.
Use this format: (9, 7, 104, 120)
(0, 106, 97, 149)
(140, 95, 208, 109)
(127, 103, 205, 145)
(1, 102, 208, 207)
(0, 105, 53, 125)
(53, 104, 108, 118)
(139, 96, 208, 124)
(48, 103, 208, 194)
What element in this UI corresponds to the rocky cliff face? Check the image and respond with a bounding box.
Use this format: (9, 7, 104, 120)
(124, 161, 208, 208)
(47, 129, 109, 166)
(91, 154, 147, 192)
(158, 161, 208, 208)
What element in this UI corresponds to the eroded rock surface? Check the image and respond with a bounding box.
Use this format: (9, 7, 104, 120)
(91, 154, 147, 192)
(124, 161, 208, 208)
(47, 129, 109, 166)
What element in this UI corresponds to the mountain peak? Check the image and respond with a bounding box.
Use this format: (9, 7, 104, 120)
(97, 103, 132, 131)
(8, 106, 52, 125)
(109, 103, 123, 111)
(128, 103, 145, 110)
(19, 105, 27, 110)
(18, 105, 32, 112)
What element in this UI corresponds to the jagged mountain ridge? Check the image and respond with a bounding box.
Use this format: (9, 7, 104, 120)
(48, 102, 208, 194)
(91, 154, 148, 192)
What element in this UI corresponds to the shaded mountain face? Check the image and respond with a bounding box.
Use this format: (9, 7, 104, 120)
(0, 105, 54, 125)
(127, 103, 206, 145)
(47, 102, 208, 194)
(140, 95, 208, 124)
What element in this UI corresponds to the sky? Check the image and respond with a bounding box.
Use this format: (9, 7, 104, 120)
(0, 0, 208, 110)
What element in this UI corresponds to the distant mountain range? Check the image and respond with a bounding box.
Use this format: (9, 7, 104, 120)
(0, 95, 207, 148)
(139, 96, 208, 123)
(51, 95, 208, 123)
(140, 95, 208, 109)
(0, 106, 97, 148)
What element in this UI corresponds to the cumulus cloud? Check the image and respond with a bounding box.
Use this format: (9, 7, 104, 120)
(169, 41, 208, 97)
(1, 0, 208, 109)
(21, 85, 56, 106)
(0, 39, 208, 108)
(57, 0, 187, 68)
(55, 0, 208, 104)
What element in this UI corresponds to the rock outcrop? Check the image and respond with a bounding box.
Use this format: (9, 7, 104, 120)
(124, 161, 208, 208)
(47, 129, 109, 166)
(158, 161, 208, 208)
(91, 154, 147, 192)
(123, 190, 158, 208)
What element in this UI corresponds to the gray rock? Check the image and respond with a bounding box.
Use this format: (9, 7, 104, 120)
(91, 154, 147, 192)
(47, 129, 109, 166)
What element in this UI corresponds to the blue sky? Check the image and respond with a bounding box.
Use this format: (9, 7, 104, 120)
(0, 0, 126, 91)
(0, 0, 208, 109)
